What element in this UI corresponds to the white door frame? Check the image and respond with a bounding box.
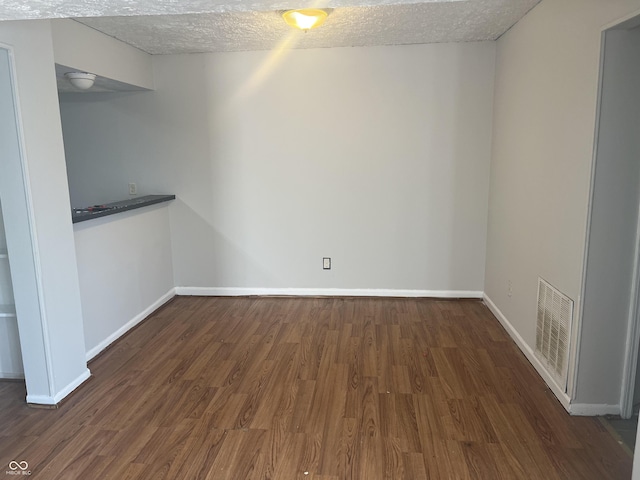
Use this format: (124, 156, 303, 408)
(580, 9, 640, 420)
(605, 13, 640, 420)
(0, 43, 56, 401)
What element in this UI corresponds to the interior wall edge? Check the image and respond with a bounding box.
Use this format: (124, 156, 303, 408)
(85, 287, 176, 362)
(483, 293, 572, 412)
(26, 367, 91, 405)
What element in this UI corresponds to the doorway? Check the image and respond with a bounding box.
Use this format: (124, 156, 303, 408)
(582, 18, 640, 452)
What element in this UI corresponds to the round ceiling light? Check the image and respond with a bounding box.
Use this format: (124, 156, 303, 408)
(282, 9, 329, 30)
(65, 72, 96, 90)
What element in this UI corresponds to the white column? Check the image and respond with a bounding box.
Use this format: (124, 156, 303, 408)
(0, 21, 89, 404)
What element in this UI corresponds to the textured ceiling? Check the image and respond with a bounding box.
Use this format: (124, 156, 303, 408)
(0, 0, 463, 20)
(0, 0, 541, 54)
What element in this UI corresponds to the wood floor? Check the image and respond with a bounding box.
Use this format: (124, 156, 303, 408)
(0, 296, 632, 479)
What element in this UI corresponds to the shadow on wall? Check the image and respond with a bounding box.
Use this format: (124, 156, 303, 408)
(60, 91, 152, 207)
(186, 46, 494, 292)
(170, 198, 278, 288)
(59, 44, 496, 293)
(431, 48, 493, 290)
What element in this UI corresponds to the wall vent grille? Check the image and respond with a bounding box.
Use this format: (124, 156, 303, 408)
(535, 278, 573, 392)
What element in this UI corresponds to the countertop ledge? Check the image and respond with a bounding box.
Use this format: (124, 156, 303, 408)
(72, 194, 175, 224)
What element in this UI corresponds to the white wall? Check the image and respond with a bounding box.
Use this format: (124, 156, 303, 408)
(52, 15, 174, 365)
(60, 42, 496, 293)
(74, 204, 174, 360)
(51, 19, 154, 90)
(0, 20, 89, 404)
(484, 0, 640, 410)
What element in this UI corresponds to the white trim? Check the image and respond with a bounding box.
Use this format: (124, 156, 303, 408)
(15, 62, 55, 398)
(0, 372, 24, 380)
(483, 294, 572, 412)
(621, 178, 640, 418)
(53, 368, 91, 403)
(569, 403, 620, 417)
(85, 288, 176, 361)
(608, 23, 640, 420)
(574, 30, 607, 405)
(25, 394, 55, 405)
(26, 367, 91, 405)
(175, 287, 484, 299)
(0, 45, 55, 397)
(582, 18, 640, 420)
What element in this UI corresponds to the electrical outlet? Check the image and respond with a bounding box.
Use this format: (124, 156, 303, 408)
(129, 183, 137, 195)
(508, 280, 513, 297)
(323, 257, 331, 270)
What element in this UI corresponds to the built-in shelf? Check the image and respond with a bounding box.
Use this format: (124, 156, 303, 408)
(0, 304, 16, 318)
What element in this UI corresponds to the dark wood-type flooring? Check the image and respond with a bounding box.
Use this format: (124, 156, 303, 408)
(0, 297, 632, 479)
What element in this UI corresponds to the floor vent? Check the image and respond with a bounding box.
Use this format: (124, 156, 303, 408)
(535, 278, 573, 392)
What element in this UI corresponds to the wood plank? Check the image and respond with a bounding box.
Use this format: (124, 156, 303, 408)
(0, 297, 631, 479)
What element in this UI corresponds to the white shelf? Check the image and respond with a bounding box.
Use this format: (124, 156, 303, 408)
(0, 304, 16, 317)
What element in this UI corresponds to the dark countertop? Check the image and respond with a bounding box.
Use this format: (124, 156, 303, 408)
(72, 194, 175, 224)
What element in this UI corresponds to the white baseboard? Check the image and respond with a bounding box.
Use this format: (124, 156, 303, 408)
(483, 294, 572, 413)
(0, 372, 24, 380)
(85, 288, 176, 361)
(26, 367, 91, 406)
(53, 368, 91, 403)
(569, 403, 620, 416)
(175, 287, 484, 299)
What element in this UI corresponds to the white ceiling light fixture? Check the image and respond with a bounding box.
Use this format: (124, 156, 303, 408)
(64, 72, 96, 90)
(282, 9, 329, 30)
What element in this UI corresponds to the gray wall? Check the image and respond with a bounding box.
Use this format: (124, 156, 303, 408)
(60, 42, 496, 293)
(579, 27, 640, 405)
(485, 0, 640, 409)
